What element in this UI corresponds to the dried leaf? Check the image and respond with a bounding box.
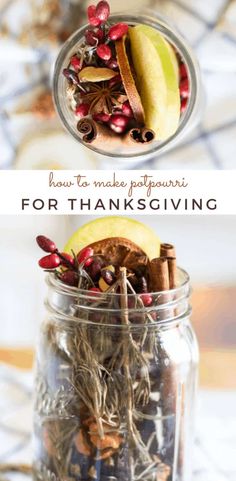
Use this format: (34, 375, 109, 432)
(79, 67, 117, 83)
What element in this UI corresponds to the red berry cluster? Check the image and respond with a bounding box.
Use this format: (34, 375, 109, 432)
(87, 0, 128, 62)
(179, 62, 190, 114)
(36, 235, 95, 287)
(62, 1, 132, 134)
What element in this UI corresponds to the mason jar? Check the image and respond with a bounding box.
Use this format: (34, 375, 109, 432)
(53, 11, 203, 166)
(33, 268, 199, 481)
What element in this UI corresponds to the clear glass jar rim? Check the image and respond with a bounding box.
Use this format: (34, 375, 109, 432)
(45, 267, 191, 327)
(53, 12, 199, 159)
(46, 266, 190, 299)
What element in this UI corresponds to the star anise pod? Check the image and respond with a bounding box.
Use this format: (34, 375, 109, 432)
(81, 81, 127, 114)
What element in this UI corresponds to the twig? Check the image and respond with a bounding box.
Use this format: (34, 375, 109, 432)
(0, 464, 32, 475)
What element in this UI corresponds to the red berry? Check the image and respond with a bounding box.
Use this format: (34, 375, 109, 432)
(63, 68, 79, 85)
(60, 270, 79, 287)
(87, 5, 101, 27)
(109, 114, 129, 133)
(85, 29, 98, 46)
(180, 77, 189, 99)
(38, 253, 61, 269)
(128, 297, 135, 309)
(96, 43, 112, 61)
(122, 101, 133, 118)
(95, 28, 104, 42)
(181, 97, 188, 113)
(179, 62, 188, 80)
(93, 112, 110, 123)
(108, 74, 122, 88)
(77, 246, 94, 267)
(70, 55, 82, 70)
(85, 28, 103, 46)
(95, 0, 110, 21)
(75, 103, 90, 118)
(105, 58, 118, 69)
(88, 287, 102, 298)
(140, 294, 153, 307)
(60, 252, 75, 267)
(89, 287, 101, 293)
(36, 235, 56, 253)
(108, 23, 128, 41)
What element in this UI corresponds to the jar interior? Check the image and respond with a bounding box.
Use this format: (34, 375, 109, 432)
(33, 266, 198, 481)
(53, 13, 198, 160)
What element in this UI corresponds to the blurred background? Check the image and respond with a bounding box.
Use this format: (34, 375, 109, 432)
(1, 214, 236, 387)
(0, 0, 236, 169)
(0, 214, 236, 480)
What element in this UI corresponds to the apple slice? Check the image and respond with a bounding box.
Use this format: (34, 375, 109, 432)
(129, 25, 180, 140)
(64, 217, 160, 260)
(115, 36, 145, 125)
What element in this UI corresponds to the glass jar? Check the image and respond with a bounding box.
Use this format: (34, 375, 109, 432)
(53, 12, 203, 165)
(33, 268, 199, 481)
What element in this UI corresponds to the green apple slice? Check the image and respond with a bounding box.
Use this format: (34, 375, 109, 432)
(129, 25, 180, 140)
(64, 217, 160, 259)
(166, 42, 179, 83)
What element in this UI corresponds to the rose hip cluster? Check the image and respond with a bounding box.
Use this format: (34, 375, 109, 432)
(37, 235, 102, 288)
(36, 235, 153, 307)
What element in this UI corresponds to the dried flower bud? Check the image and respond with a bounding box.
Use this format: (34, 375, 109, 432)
(60, 270, 79, 286)
(95, 1, 110, 22)
(122, 100, 134, 118)
(77, 246, 94, 267)
(179, 62, 188, 80)
(101, 268, 115, 285)
(96, 43, 112, 61)
(105, 58, 118, 70)
(140, 293, 153, 307)
(93, 112, 110, 123)
(70, 55, 82, 71)
(181, 97, 188, 113)
(109, 114, 129, 133)
(75, 103, 90, 118)
(85, 28, 101, 46)
(180, 77, 189, 98)
(38, 253, 61, 269)
(36, 235, 56, 253)
(87, 5, 102, 27)
(87, 259, 102, 281)
(63, 68, 79, 85)
(108, 23, 128, 41)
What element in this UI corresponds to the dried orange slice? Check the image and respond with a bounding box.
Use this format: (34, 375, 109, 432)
(64, 217, 160, 260)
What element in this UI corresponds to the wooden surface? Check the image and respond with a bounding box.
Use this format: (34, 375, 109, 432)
(0, 286, 235, 389)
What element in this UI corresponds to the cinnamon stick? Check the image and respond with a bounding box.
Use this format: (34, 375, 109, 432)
(77, 118, 155, 154)
(160, 243, 176, 258)
(128, 127, 155, 144)
(167, 257, 177, 289)
(77, 118, 121, 148)
(149, 257, 169, 292)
